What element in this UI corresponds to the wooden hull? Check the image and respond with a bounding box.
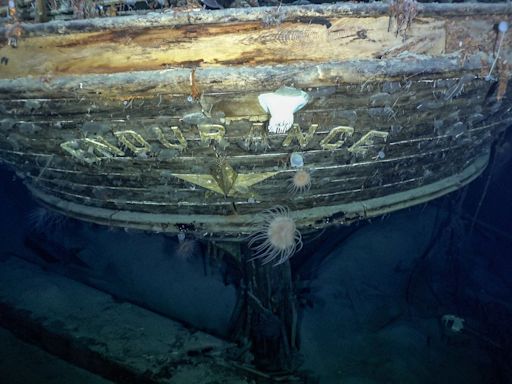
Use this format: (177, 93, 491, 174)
(0, 3, 511, 239)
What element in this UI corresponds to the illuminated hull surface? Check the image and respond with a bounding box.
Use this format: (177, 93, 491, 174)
(0, 3, 511, 239)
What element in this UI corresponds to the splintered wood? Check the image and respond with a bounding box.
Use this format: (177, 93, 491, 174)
(0, 15, 445, 77)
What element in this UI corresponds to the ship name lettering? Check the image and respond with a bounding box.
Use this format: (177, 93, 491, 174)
(60, 122, 389, 163)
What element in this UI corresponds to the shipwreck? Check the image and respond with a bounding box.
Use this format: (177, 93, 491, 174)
(1, 1, 510, 242)
(0, 0, 511, 379)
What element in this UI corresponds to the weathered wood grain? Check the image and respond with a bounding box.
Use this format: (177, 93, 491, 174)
(0, 16, 446, 77)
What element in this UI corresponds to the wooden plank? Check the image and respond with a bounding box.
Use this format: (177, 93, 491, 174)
(3, 3, 511, 34)
(0, 54, 489, 97)
(0, 73, 493, 142)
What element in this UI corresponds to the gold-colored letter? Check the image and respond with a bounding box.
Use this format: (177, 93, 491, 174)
(153, 126, 187, 151)
(60, 137, 124, 164)
(114, 130, 152, 154)
(282, 123, 318, 148)
(198, 124, 225, 143)
(320, 126, 355, 150)
(348, 130, 389, 155)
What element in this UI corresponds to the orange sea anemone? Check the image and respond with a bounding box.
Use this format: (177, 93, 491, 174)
(289, 169, 311, 195)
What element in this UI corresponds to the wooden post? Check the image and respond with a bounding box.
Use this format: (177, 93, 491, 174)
(34, 0, 49, 23)
(210, 241, 300, 375)
(245, 257, 298, 372)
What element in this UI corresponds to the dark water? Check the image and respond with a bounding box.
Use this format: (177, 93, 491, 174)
(0, 133, 511, 383)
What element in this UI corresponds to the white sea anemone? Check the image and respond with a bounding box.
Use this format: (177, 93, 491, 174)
(248, 206, 302, 266)
(258, 87, 310, 134)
